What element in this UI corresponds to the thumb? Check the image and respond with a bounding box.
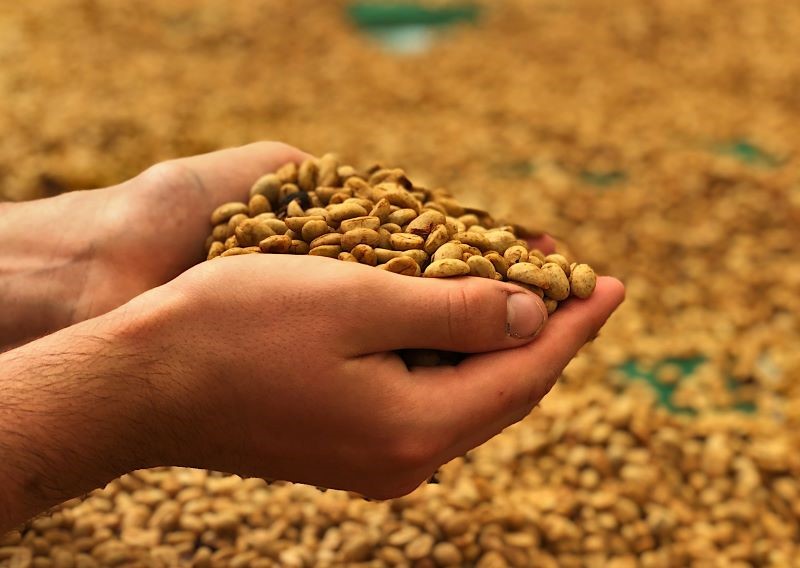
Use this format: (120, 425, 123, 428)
(351, 269, 548, 354)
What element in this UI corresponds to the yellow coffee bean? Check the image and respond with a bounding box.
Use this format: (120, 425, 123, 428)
(235, 218, 276, 247)
(248, 194, 271, 217)
(545, 253, 571, 276)
(504, 245, 529, 265)
(541, 262, 570, 300)
(261, 218, 288, 234)
(259, 235, 292, 254)
(484, 230, 517, 253)
(424, 259, 470, 278)
(288, 240, 310, 254)
(351, 244, 378, 266)
(315, 186, 339, 205)
(458, 213, 480, 228)
(453, 231, 490, 251)
(304, 207, 330, 221)
(401, 249, 429, 267)
(309, 233, 342, 249)
(341, 229, 380, 251)
(309, 245, 341, 258)
(226, 213, 249, 237)
(317, 153, 340, 187)
(328, 202, 368, 223)
(529, 248, 546, 262)
(286, 198, 305, 218)
(275, 162, 298, 184)
(381, 256, 421, 276)
(484, 251, 509, 278)
(390, 233, 425, 251)
(249, 173, 281, 202)
(207, 241, 225, 260)
(369, 197, 392, 223)
(437, 197, 465, 217)
(380, 223, 402, 234)
(466, 255, 497, 279)
(507, 262, 550, 288)
(424, 224, 450, 255)
(220, 247, 258, 257)
(279, 182, 301, 201)
(570, 264, 597, 299)
(284, 215, 326, 232)
(301, 219, 330, 242)
(407, 210, 446, 238)
(375, 248, 403, 264)
(444, 216, 466, 237)
(387, 208, 418, 226)
(433, 241, 465, 261)
(297, 158, 319, 192)
(383, 189, 421, 212)
(377, 228, 393, 248)
(212, 223, 228, 241)
(460, 245, 482, 258)
(339, 216, 381, 232)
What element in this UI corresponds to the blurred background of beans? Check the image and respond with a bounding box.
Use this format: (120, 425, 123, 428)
(2, 1, 800, 566)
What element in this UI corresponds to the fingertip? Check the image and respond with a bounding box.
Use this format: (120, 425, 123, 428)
(591, 276, 626, 311)
(506, 290, 548, 339)
(525, 234, 557, 254)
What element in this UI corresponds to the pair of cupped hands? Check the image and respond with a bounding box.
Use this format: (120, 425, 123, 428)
(1, 142, 623, 503)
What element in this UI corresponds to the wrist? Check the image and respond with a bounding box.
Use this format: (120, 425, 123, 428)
(0, 194, 96, 349)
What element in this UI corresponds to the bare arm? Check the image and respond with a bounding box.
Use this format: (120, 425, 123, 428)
(0, 142, 623, 533)
(0, 298, 169, 531)
(0, 249, 623, 533)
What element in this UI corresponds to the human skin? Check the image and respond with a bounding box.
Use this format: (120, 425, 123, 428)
(0, 142, 310, 351)
(0, 143, 625, 532)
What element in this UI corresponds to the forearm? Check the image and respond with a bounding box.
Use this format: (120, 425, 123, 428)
(0, 195, 99, 350)
(0, 296, 171, 532)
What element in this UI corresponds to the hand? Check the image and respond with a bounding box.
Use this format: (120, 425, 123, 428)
(120, 253, 624, 499)
(0, 142, 308, 348)
(0, 141, 555, 349)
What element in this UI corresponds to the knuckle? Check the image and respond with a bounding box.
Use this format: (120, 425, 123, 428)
(528, 366, 562, 405)
(444, 280, 504, 345)
(137, 160, 201, 198)
(250, 140, 306, 160)
(387, 434, 440, 472)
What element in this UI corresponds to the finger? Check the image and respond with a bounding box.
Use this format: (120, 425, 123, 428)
(525, 234, 556, 255)
(341, 264, 550, 355)
(413, 276, 624, 458)
(171, 141, 310, 205)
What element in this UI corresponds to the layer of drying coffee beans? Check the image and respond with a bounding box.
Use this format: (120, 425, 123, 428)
(5, 1, 800, 566)
(204, 155, 597, 320)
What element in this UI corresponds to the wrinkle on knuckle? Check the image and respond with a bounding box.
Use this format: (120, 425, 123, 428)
(445, 285, 472, 346)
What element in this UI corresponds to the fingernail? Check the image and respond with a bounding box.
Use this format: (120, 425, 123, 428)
(506, 292, 548, 339)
